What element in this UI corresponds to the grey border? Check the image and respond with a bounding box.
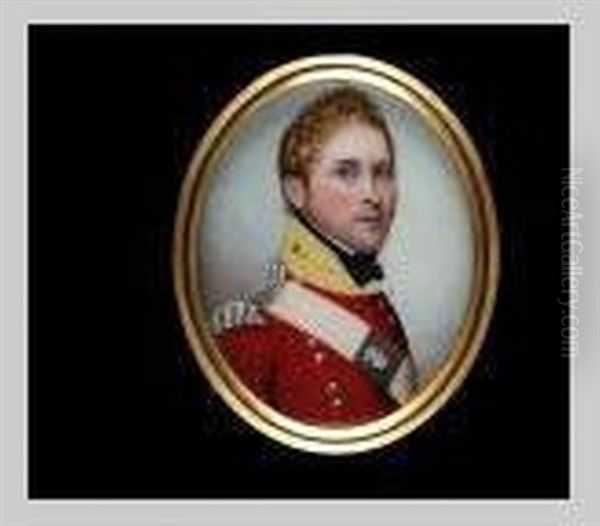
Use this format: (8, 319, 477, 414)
(1, 1, 598, 525)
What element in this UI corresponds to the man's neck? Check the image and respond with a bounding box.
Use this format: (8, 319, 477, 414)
(293, 209, 359, 257)
(292, 210, 383, 287)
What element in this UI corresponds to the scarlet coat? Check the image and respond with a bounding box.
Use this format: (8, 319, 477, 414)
(215, 217, 417, 425)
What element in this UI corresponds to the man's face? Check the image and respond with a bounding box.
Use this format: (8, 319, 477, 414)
(286, 120, 397, 254)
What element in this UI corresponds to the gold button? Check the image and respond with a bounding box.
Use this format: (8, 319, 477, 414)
(314, 351, 324, 364)
(332, 397, 343, 407)
(325, 380, 339, 394)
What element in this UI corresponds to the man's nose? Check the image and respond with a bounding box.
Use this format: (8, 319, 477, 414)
(359, 174, 381, 203)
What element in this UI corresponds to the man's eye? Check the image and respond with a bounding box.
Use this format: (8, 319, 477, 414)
(373, 164, 393, 179)
(335, 164, 358, 180)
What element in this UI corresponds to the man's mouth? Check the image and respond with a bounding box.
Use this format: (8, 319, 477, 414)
(356, 215, 382, 224)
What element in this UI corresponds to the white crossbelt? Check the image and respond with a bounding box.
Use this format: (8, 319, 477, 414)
(266, 281, 417, 405)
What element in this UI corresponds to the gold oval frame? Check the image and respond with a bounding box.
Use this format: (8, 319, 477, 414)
(173, 54, 500, 455)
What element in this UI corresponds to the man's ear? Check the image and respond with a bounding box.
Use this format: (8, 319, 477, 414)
(282, 175, 307, 210)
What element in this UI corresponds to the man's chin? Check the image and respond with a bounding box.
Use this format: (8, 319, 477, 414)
(349, 236, 383, 255)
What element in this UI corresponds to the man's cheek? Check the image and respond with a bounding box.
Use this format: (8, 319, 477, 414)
(326, 196, 352, 221)
(385, 192, 397, 217)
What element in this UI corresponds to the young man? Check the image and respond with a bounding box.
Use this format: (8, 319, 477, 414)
(214, 87, 418, 425)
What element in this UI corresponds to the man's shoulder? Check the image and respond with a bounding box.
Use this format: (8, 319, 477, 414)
(210, 278, 383, 350)
(215, 309, 276, 337)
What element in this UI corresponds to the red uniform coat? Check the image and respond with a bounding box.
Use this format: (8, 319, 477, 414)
(216, 281, 410, 425)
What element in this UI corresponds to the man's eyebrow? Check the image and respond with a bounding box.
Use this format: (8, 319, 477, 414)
(334, 158, 360, 165)
(372, 159, 392, 168)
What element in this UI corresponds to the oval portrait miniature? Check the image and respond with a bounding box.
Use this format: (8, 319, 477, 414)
(173, 55, 499, 454)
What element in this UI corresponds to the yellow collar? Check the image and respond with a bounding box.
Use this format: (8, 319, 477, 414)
(279, 216, 369, 295)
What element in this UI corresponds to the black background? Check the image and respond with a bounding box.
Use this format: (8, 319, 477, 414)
(29, 26, 569, 498)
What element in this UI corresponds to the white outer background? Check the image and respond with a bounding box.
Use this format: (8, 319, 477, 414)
(1, 1, 599, 526)
(198, 81, 474, 381)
